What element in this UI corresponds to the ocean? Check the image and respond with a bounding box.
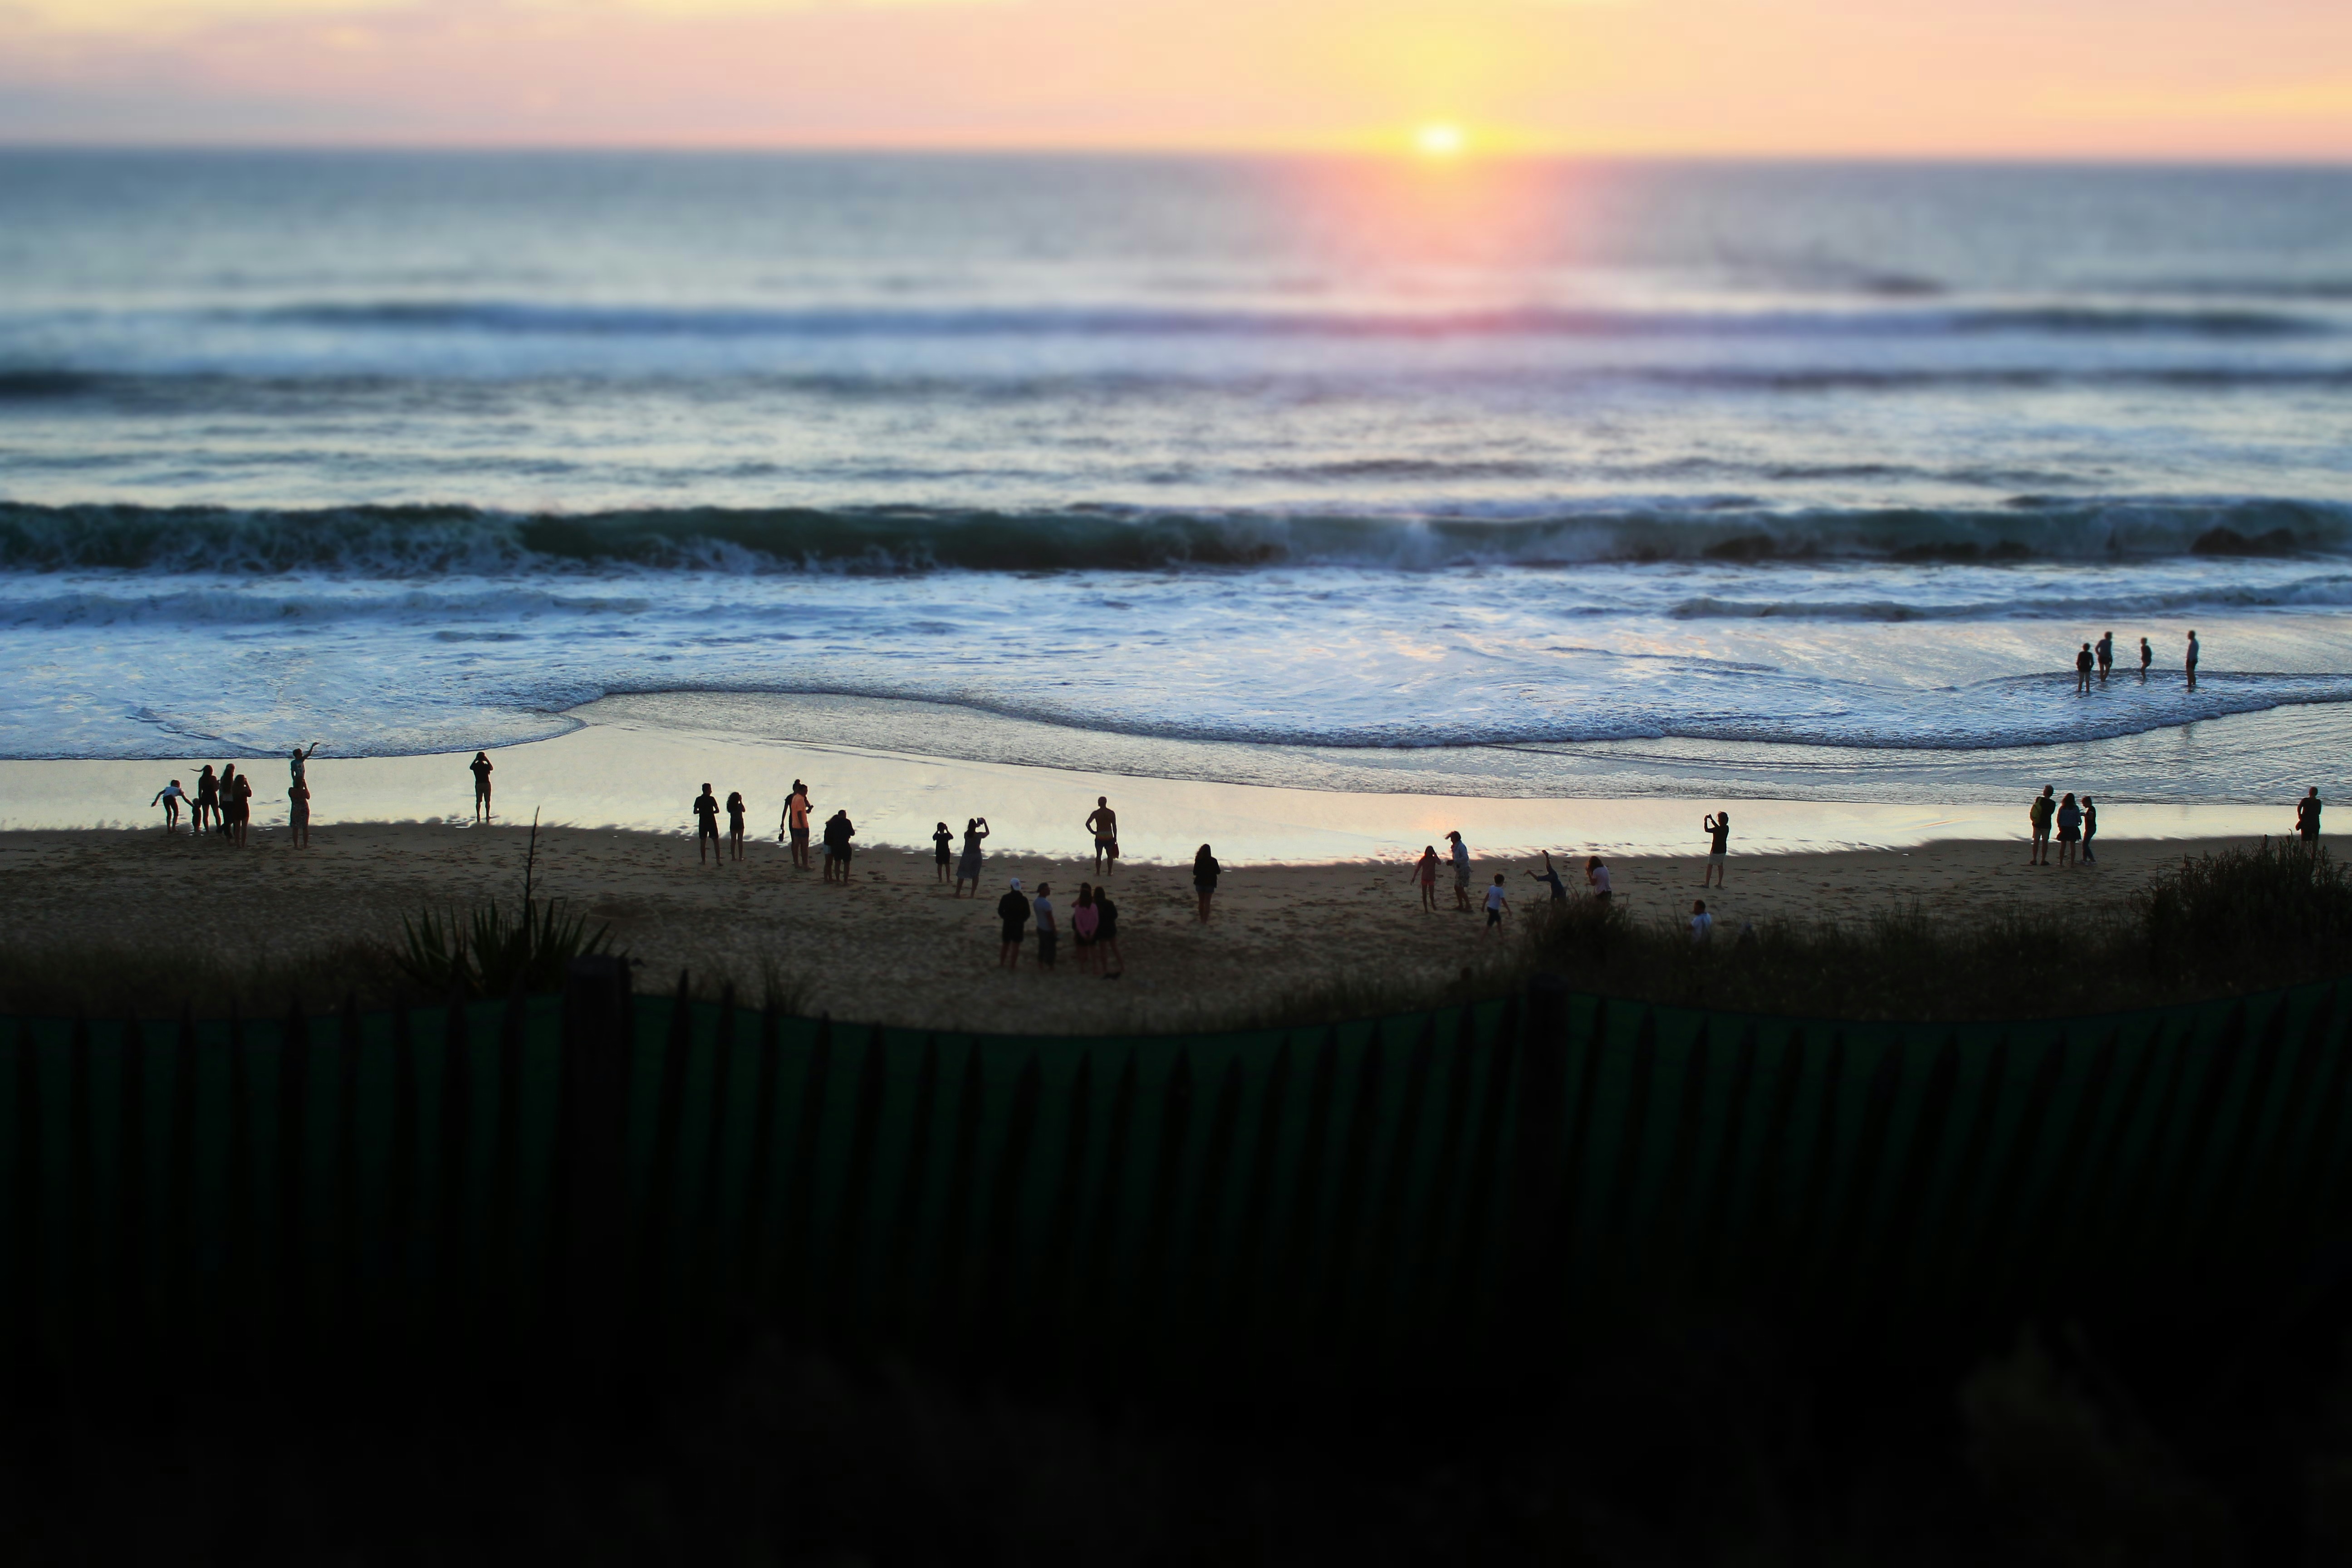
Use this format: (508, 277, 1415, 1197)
(3, 151, 2349, 817)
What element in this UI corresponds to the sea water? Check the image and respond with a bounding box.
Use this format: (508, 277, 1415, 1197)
(2, 152, 2349, 805)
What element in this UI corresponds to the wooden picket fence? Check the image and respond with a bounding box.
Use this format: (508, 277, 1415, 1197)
(5, 960, 2350, 1406)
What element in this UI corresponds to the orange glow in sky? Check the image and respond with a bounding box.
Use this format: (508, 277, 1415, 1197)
(2, 0, 2348, 157)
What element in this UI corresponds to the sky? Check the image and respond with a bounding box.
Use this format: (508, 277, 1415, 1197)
(2, 0, 2348, 157)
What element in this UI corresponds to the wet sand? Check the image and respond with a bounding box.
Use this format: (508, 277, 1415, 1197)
(0, 822, 2264, 1034)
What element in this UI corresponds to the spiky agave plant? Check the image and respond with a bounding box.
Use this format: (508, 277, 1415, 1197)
(395, 809, 613, 997)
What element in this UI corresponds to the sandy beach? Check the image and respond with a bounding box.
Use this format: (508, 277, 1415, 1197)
(1, 820, 2270, 1033)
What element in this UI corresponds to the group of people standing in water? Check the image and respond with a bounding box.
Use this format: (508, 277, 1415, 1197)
(2071, 629, 2200, 693)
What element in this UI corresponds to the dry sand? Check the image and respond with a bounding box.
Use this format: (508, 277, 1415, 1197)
(0, 822, 2270, 1033)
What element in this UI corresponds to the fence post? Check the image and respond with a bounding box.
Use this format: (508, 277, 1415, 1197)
(560, 953, 633, 1386)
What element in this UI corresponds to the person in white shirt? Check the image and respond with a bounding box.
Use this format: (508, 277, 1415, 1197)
(1482, 873, 1508, 936)
(151, 779, 186, 832)
(1446, 830, 1472, 911)
(1690, 899, 1713, 943)
(1586, 855, 1612, 904)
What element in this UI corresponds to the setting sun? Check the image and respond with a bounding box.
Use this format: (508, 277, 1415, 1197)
(1413, 122, 1466, 158)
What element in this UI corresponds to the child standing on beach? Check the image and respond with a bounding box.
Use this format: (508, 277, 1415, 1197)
(152, 779, 186, 833)
(1193, 845, 1221, 923)
(726, 790, 748, 861)
(1093, 885, 1123, 979)
(2081, 795, 2098, 864)
(288, 777, 311, 848)
(1483, 873, 1508, 935)
(1412, 845, 1440, 911)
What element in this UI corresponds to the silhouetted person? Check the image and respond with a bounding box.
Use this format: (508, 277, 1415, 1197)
(2186, 630, 2200, 691)
(1085, 796, 1119, 875)
(288, 778, 311, 848)
(823, 809, 856, 883)
(193, 765, 218, 832)
(726, 790, 747, 861)
(997, 878, 1031, 969)
(1033, 883, 1059, 970)
(2096, 631, 2114, 682)
(694, 784, 721, 865)
(1482, 873, 1508, 936)
(2056, 791, 2082, 867)
(289, 742, 318, 787)
(1586, 855, 1612, 904)
(2075, 642, 2094, 695)
(1446, 830, 1471, 911)
(470, 751, 494, 820)
(933, 821, 954, 883)
(1702, 811, 1730, 887)
(956, 817, 989, 897)
(2299, 787, 2324, 860)
(152, 779, 186, 833)
(1411, 844, 1440, 911)
(2140, 637, 2153, 680)
(2081, 795, 2099, 864)
(2029, 784, 2055, 865)
(1526, 850, 1567, 902)
(1193, 844, 1221, 923)
(783, 781, 812, 870)
(1690, 900, 1713, 943)
(1094, 886, 1123, 978)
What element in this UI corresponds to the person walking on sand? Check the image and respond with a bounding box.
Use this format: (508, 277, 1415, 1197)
(1193, 844, 1221, 923)
(152, 779, 186, 833)
(2097, 631, 2114, 684)
(693, 784, 722, 865)
(288, 776, 312, 848)
(1094, 883, 1124, 978)
(1033, 882, 1060, 970)
(1701, 811, 1730, 887)
(2140, 637, 2153, 680)
(956, 817, 989, 897)
(1586, 854, 1612, 905)
(782, 781, 813, 871)
(2055, 791, 2083, 868)
(2186, 630, 2200, 691)
(2298, 786, 2324, 861)
(823, 809, 856, 883)
(726, 790, 748, 862)
(1526, 849, 1567, 903)
(2075, 642, 2095, 695)
(1411, 845, 1441, 911)
(1482, 873, 1509, 936)
(2081, 795, 2099, 864)
(997, 877, 1031, 969)
(2028, 785, 2055, 866)
(192, 765, 218, 833)
(470, 751, 494, 820)
(933, 821, 955, 883)
(1691, 899, 1713, 944)
(1073, 882, 1100, 973)
(1446, 830, 1471, 911)
(1085, 797, 1119, 876)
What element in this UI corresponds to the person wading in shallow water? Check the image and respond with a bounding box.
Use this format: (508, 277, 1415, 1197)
(2186, 629, 2201, 691)
(2074, 642, 2095, 695)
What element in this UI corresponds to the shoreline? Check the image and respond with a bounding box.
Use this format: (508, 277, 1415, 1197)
(0, 697, 2325, 864)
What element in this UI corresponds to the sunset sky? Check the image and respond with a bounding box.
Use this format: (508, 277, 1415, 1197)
(3, 0, 2348, 158)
